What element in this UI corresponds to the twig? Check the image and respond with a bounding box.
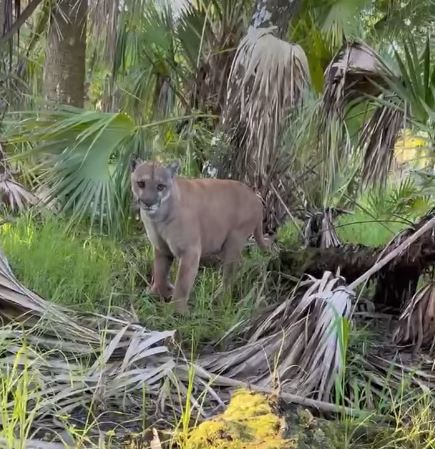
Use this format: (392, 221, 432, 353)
(349, 217, 435, 290)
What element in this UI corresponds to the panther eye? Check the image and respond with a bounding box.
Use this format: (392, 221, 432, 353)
(137, 181, 145, 189)
(157, 184, 166, 192)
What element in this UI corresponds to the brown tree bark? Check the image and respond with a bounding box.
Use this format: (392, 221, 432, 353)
(43, 0, 87, 108)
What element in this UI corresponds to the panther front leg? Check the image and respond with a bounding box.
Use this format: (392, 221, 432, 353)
(150, 249, 174, 298)
(172, 248, 201, 314)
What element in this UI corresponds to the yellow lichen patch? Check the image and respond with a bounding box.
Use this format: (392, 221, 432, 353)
(185, 390, 295, 449)
(394, 129, 431, 169)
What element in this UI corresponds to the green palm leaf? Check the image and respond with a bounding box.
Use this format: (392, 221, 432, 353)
(7, 109, 137, 235)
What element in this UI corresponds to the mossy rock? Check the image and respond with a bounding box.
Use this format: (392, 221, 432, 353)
(185, 390, 296, 449)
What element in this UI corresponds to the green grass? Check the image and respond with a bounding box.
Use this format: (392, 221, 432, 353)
(277, 177, 434, 249)
(336, 212, 409, 247)
(0, 213, 269, 348)
(276, 212, 409, 248)
(2, 216, 435, 449)
(131, 249, 270, 347)
(0, 344, 39, 449)
(276, 219, 302, 247)
(0, 213, 124, 310)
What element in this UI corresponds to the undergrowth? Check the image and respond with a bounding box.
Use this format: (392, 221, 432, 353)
(0, 213, 124, 310)
(1, 188, 435, 448)
(0, 213, 268, 346)
(277, 177, 434, 248)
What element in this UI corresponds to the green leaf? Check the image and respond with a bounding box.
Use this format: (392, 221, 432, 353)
(7, 110, 136, 235)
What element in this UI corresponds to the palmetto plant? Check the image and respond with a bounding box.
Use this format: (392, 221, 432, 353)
(5, 109, 140, 235)
(1, 0, 255, 235)
(318, 36, 435, 189)
(87, 0, 252, 118)
(3, 0, 435, 239)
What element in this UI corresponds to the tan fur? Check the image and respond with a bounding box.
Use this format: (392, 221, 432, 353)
(131, 160, 270, 314)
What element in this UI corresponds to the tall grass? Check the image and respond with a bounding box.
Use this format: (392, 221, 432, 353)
(0, 344, 39, 449)
(0, 213, 270, 348)
(133, 251, 270, 346)
(0, 214, 124, 310)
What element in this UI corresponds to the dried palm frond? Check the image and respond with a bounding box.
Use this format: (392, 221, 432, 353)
(0, 143, 40, 211)
(224, 26, 309, 185)
(196, 272, 353, 403)
(0, 249, 177, 439)
(320, 41, 404, 186)
(322, 41, 388, 121)
(393, 282, 435, 351)
(222, 26, 309, 232)
(0, 176, 40, 210)
(360, 102, 404, 186)
(320, 210, 342, 249)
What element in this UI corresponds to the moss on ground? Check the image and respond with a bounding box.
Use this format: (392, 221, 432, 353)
(185, 390, 295, 449)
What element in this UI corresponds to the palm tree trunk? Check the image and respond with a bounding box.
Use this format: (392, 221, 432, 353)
(43, 0, 87, 108)
(249, 0, 301, 36)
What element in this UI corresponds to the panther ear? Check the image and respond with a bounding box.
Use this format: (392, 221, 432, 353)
(130, 157, 143, 172)
(167, 160, 180, 178)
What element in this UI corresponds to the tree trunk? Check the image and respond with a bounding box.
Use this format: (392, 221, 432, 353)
(43, 0, 87, 108)
(0, 0, 5, 36)
(249, 0, 301, 36)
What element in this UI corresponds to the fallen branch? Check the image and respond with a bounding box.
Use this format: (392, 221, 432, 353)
(190, 363, 372, 417)
(349, 216, 435, 289)
(278, 214, 435, 308)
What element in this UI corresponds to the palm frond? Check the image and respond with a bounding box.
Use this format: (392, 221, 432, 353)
(0, 143, 40, 212)
(315, 0, 370, 49)
(385, 37, 435, 127)
(6, 109, 137, 234)
(360, 102, 404, 186)
(224, 27, 310, 182)
(177, 0, 251, 114)
(360, 36, 435, 185)
(197, 272, 352, 402)
(113, 1, 187, 120)
(322, 41, 390, 121)
(222, 27, 310, 231)
(393, 282, 435, 351)
(319, 40, 407, 186)
(0, 249, 177, 438)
